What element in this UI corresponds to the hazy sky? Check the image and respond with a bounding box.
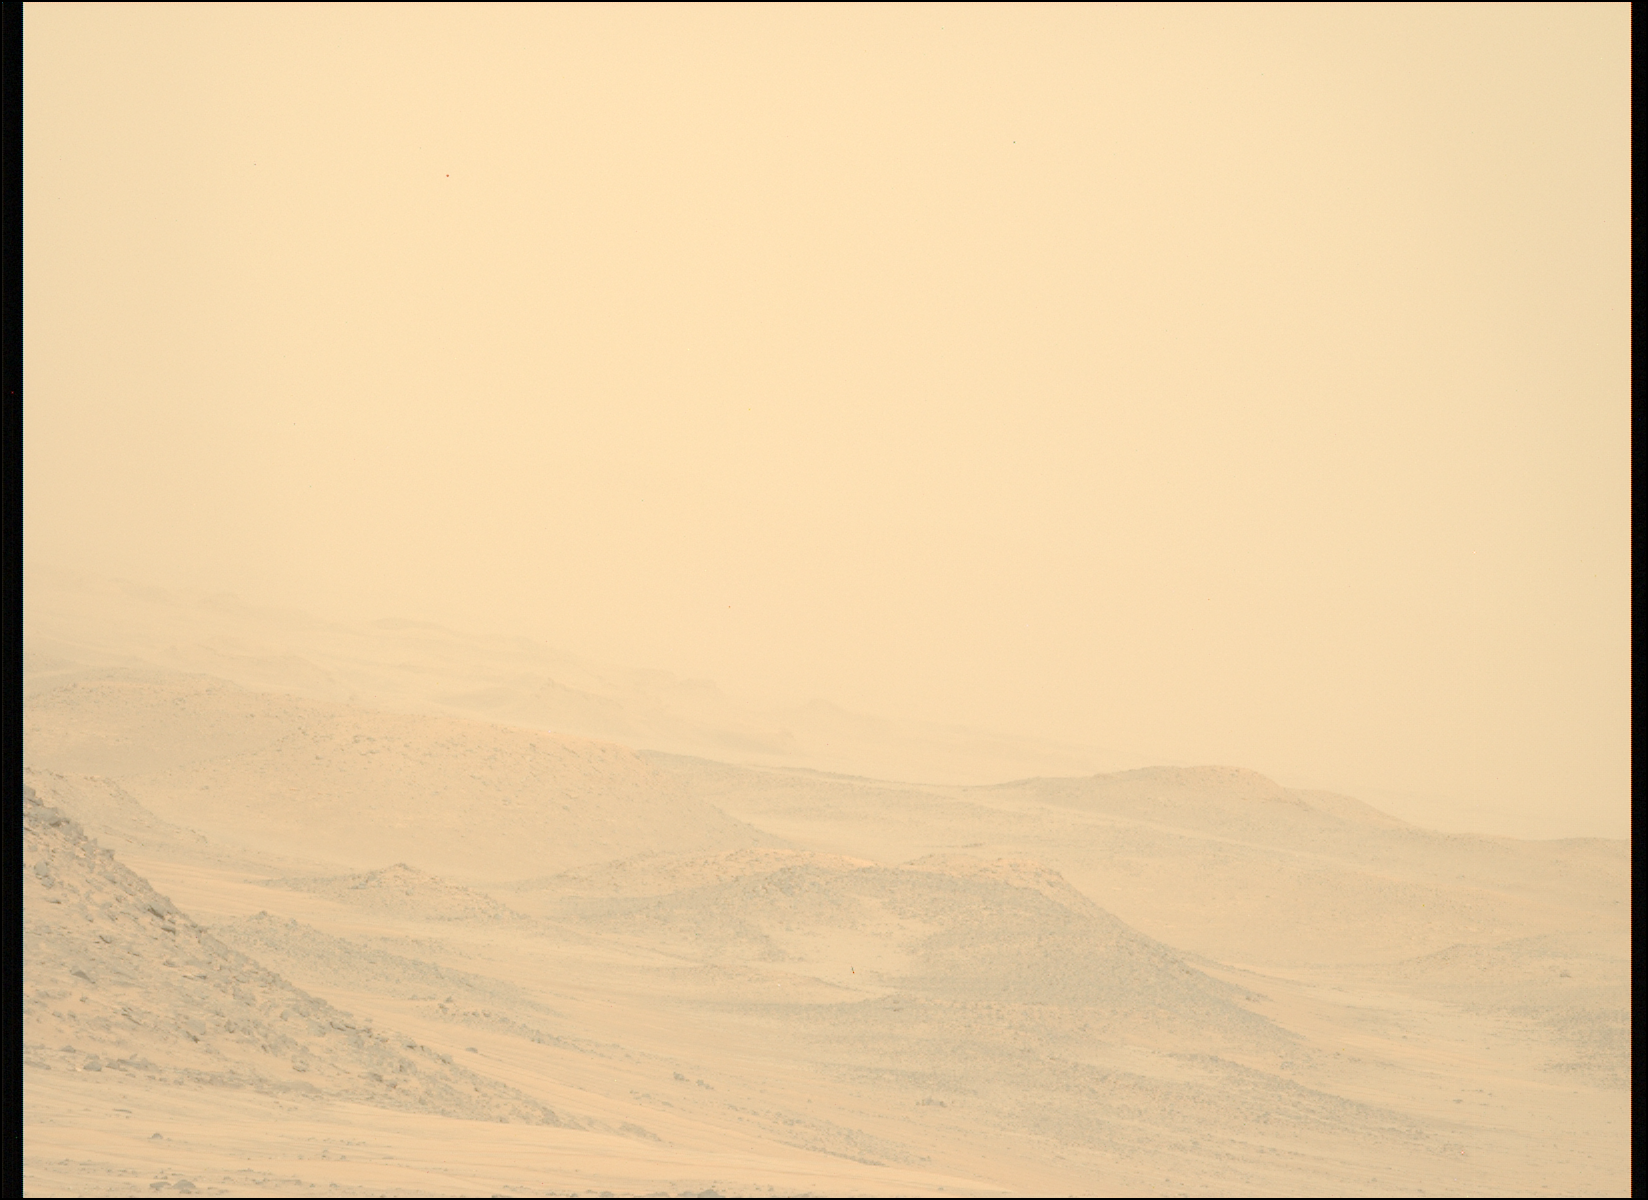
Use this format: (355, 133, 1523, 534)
(25, 3, 1630, 836)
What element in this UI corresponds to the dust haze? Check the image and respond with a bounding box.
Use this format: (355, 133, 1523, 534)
(22, 4, 1629, 1196)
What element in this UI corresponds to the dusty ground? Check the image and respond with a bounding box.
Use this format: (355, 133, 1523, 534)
(23, 662, 1629, 1196)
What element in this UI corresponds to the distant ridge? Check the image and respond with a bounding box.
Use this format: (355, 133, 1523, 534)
(986, 764, 1418, 835)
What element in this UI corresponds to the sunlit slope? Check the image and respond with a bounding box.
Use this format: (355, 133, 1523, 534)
(21, 786, 564, 1125)
(24, 668, 779, 880)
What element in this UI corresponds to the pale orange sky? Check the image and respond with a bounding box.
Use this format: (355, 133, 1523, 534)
(24, 3, 1630, 837)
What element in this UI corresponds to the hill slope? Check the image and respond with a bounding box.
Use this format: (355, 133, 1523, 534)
(22, 785, 563, 1125)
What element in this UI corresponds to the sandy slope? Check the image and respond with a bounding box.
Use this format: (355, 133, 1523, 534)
(22, 656, 1630, 1196)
